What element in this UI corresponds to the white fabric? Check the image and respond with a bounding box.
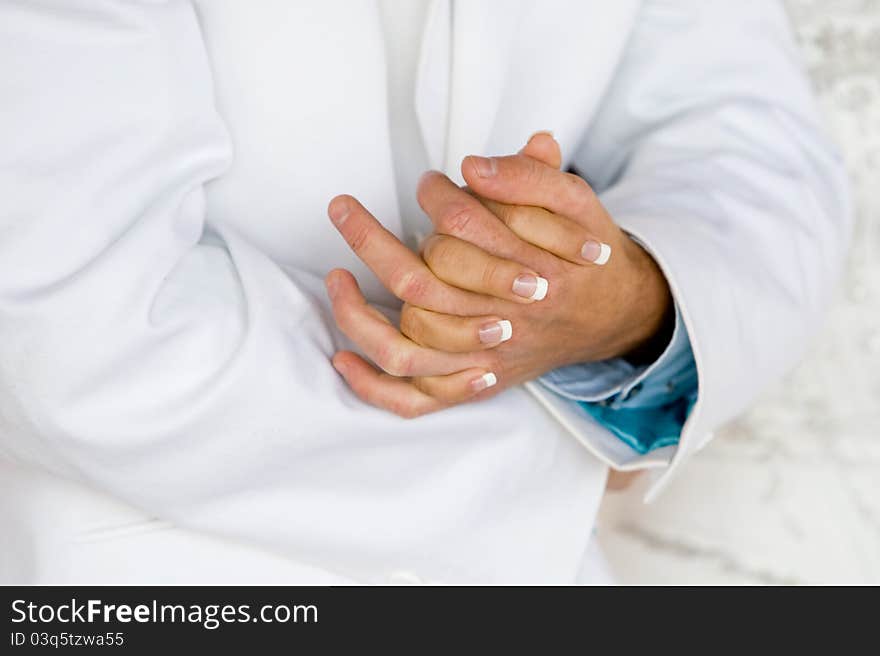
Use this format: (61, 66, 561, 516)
(378, 0, 437, 246)
(0, 0, 849, 582)
(0, 460, 355, 584)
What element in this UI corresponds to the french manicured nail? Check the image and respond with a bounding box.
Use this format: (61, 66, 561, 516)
(512, 274, 549, 301)
(479, 320, 513, 345)
(470, 156, 497, 178)
(581, 240, 612, 265)
(328, 198, 350, 226)
(470, 372, 498, 393)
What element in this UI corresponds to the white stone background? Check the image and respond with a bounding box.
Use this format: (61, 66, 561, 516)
(597, 0, 880, 584)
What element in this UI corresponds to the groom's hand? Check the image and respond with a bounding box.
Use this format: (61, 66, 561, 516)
(408, 132, 673, 362)
(326, 133, 672, 418)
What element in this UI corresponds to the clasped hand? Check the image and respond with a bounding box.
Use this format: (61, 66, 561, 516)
(326, 134, 671, 418)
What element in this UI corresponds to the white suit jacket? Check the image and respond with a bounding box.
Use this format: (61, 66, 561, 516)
(0, 0, 850, 583)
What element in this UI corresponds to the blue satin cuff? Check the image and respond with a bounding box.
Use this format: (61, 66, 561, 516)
(538, 303, 698, 454)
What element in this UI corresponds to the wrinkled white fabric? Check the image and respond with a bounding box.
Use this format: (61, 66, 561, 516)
(0, 0, 849, 582)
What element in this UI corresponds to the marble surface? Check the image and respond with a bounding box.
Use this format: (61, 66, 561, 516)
(597, 0, 880, 584)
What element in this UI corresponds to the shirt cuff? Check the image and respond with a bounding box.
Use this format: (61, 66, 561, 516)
(538, 302, 699, 455)
(539, 302, 695, 408)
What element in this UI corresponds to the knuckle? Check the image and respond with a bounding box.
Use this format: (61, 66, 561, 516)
(416, 170, 443, 207)
(374, 342, 395, 374)
(384, 349, 414, 377)
(398, 304, 414, 333)
(440, 205, 473, 237)
(393, 399, 423, 420)
(410, 376, 427, 395)
(390, 268, 429, 303)
(564, 173, 596, 208)
(482, 352, 504, 375)
(423, 237, 458, 278)
(547, 275, 567, 301)
(399, 305, 424, 344)
(430, 388, 456, 404)
(564, 171, 590, 191)
(332, 298, 358, 335)
(414, 379, 454, 405)
(350, 384, 373, 406)
(421, 235, 445, 266)
(332, 298, 357, 331)
(346, 222, 372, 254)
(544, 257, 568, 279)
(480, 260, 503, 292)
(502, 205, 527, 232)
(411, 377, 439, 401)
(513, 157, 543, 188)
(525, 159, 543, 185)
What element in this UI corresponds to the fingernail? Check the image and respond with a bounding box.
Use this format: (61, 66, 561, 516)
(478, 320, 513, 345)
(519, 130, 555, 153)
(332, 359, 347, 376)
(469, 156, 497, 178)
(581, 240, 612, 265)
(328, 198, 350, 226)
(418, 169, 442, 188)
(470, 372, 498, 393)
(512, 274, 549, 301)
(325, 276, 338, 299)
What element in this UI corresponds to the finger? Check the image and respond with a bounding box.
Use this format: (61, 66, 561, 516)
(519, 131, 562, 169)
(416, 170, 543, 265)
(328, 194, 488, 315)
(422, 234, 549, 303)
(606, 470, 643, 491)
(326, 269, 482, 376)
(413, 368, 499, 404)
(332, 351, 443, 419)
(479, 198, 612, 266)
(400, 303, 513, 352)
(461, 152, 605, 226)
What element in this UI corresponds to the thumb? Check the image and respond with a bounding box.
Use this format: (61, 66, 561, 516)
(519, 131, 562, 170)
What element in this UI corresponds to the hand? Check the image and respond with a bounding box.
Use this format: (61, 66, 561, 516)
(411, 132, 674, 362)
(326, 134, 672, 417)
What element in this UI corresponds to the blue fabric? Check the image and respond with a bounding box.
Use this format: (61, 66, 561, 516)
(538, 303, 698, 454)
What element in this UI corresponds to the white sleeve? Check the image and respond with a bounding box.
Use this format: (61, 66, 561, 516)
(0, 2, 342, 516)
(567, 1, 851, 477)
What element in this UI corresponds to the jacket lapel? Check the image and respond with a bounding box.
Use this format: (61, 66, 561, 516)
(413, 0, 527, 183)
(444, 0, 527, 182)
(414, 0, 452, 172)
(415, 0, 641, 181)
